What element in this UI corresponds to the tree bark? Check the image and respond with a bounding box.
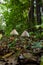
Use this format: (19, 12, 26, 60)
(36, 0, 42, 25)
(28, 0, 34, 29)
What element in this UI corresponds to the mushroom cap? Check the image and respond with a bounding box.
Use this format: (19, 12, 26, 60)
(10, 29, 19, 35)
(21, 31, 30, 37)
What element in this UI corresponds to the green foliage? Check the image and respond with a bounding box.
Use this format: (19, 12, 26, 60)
(0, 0, 43, 37)
(3, 0, 30, 35)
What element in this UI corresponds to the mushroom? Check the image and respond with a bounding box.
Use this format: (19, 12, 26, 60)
(21, 31, 30, 37)
(10, 29, 19, 36)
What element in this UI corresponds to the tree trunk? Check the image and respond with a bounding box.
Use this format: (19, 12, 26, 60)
(28, 0, 35, 31)
(36, 0, 42, 25)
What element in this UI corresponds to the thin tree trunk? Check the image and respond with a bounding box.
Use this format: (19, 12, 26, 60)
(28, 0, 34, 31)
(42, 0, 43, 11)
(36, 0, 42, 25)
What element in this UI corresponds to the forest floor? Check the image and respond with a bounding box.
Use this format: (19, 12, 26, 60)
(0, 55, 43, 65)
